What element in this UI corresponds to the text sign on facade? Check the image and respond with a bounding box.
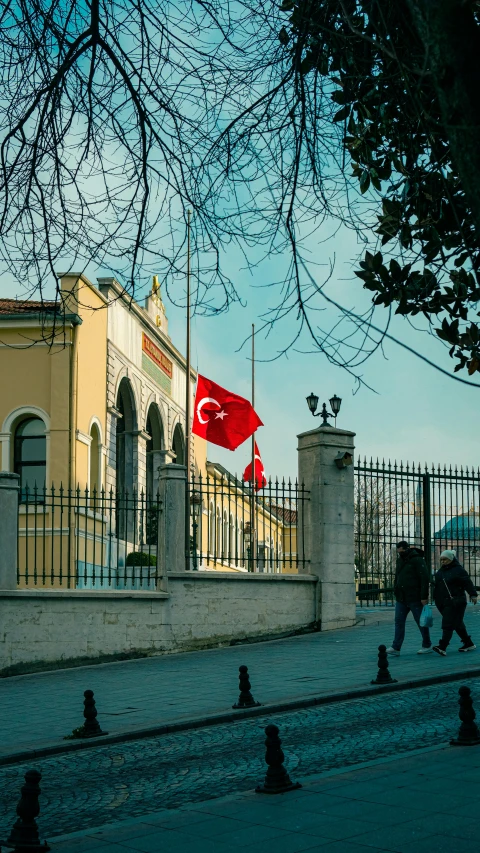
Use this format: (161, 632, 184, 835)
(142, 333, 173, 379)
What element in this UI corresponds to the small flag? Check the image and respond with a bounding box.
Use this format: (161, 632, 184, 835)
(243, 441, 267, 491)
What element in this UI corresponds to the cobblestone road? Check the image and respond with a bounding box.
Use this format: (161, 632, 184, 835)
(1, 678, 476, 841)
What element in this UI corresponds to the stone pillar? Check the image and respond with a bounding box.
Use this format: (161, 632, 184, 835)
(0, 472, 20, 589)
(157, 464, 187, 584)
(297, 425, 356, 631)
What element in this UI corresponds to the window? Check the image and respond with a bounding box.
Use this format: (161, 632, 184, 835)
(229, 513, 234, 563)
(209, 502, 215, 555)
(216, 506, 221, 558)
(89, 423, 101, 496)
(223, 510, 228, 561)
(14, 417, 46, 500)
(172, 423, 185, 465)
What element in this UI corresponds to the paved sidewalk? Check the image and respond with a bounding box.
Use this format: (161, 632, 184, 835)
(2, 606, 480, 760)
(45, 742, 480, 853)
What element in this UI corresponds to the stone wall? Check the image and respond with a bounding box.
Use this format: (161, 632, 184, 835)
(0, 573, 317, 672)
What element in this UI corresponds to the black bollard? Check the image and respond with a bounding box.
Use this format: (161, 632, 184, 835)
(82, 689, 108, 738)
(371, 645, 397, 685)
(0, 770, 50, 853)
(256, 724, 301, 794)
(451, 686, 480, 746)
(65, 689, 108, 739)
(232, 665, 261, 709)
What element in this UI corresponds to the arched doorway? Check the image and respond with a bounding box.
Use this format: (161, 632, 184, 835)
(116, 378, 137, 538)
(172, 422, 185, 465)
(145, 404, 164, 498)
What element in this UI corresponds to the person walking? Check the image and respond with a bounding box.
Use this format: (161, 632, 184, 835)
(386, 541, 432, 656)
(432, 550, 478, 656)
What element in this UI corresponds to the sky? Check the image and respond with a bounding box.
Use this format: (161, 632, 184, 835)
(1, 219, 479, 482)
(179, 229, 479, 481)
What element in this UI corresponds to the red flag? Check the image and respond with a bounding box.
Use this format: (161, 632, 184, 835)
(242, 441, 267, 491)
(192, 374, 263, 451)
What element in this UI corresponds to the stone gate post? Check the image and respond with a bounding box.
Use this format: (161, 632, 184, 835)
(0, 472, 20, 589)
(157, 463, 187, 585)
(297, 425, 356, 630)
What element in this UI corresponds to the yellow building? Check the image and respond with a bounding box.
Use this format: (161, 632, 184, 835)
(0, 272, 300, 585)
(0, 272, 193, 492)
(192, 461, 296, 573)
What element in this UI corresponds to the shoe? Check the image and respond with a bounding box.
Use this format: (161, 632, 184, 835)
(417, 647, 433, 654)
(432, 645, 447, 656)
(459, 643, 476, 652)
(386, 647, 400, 656)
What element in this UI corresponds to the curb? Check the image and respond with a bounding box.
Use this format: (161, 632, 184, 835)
(2, 666, 480, 768)
(48, 741, 454, 844)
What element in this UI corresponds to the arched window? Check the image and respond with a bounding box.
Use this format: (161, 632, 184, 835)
(209, 502, 215, 555)
(89, 423, 101, 497)
(223, 510, 228, 561)
(216, 506, 221, 559)
(229, 513, 234, 563)
(172, 422, 185, 465)
(14, 417, 46, 500)
(145, 404, 164, 498)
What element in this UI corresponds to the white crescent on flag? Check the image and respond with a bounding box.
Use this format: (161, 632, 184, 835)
(196, 396, 221, 424)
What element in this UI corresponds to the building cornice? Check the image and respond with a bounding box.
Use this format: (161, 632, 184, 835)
(0, 313, 82, 329)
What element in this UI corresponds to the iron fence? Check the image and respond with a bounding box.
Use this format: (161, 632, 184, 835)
(355, 459, 480, 606)
(189, 472, 309, 573)
(17, 485, 161, 589)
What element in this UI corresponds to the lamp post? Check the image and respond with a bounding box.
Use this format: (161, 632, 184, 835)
(306, 393, 342, 426)
(191, 490, 202, 570)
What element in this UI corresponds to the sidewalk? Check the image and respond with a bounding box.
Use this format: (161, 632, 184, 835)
(2, 606, 480, 761)
(46, 742, 480, 853)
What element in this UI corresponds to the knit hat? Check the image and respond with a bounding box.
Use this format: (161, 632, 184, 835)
(440, 549, 456, 561)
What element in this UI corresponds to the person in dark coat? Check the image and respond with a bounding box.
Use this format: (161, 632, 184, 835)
(386, 541, 432, 656)
(432, 550, 478, 655)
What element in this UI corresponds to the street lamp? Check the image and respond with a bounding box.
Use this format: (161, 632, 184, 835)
(191, 490, 202, 570)
(306, 392, 342, 426)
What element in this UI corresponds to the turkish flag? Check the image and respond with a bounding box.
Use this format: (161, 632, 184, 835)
(242, 441, 267, 491)
(192, 374, 263, 451)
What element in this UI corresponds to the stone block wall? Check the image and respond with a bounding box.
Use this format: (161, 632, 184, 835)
(0, 573, 317, 672)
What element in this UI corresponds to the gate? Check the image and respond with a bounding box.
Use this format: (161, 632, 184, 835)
(355, 459, 480, 606)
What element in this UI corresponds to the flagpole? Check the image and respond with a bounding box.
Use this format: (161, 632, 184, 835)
(250, 323, 255, 573)
(185, 209, 192, 571)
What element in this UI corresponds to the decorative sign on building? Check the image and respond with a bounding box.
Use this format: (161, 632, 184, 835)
(142, 332, 173, 394)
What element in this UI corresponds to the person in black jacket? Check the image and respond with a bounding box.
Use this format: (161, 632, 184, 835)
(432, 550, 478, 656)
(386, 541, 432, 656)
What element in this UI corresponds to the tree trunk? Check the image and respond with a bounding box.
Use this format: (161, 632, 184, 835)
(406, 0, 480, 242)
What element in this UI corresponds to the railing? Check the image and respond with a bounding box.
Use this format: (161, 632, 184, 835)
(355, 459, 480, 606)
(189, 472, 309, 573)
(17, 486, 161, 589)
